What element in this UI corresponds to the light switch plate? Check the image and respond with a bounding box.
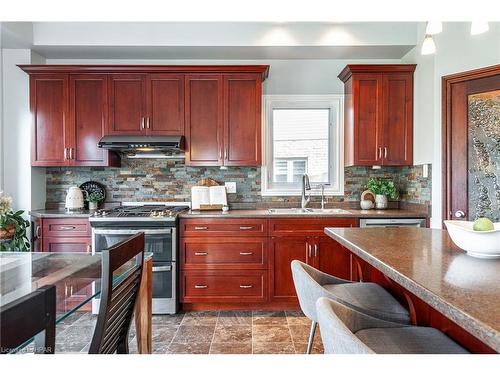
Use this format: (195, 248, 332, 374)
(225, 182, 237, 193)
(422, 164, 429, 178)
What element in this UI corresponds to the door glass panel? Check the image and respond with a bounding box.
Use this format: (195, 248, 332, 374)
(94, 232, 173, 261)
(467, 90, 500, 221)
(152, 262, 173, 299)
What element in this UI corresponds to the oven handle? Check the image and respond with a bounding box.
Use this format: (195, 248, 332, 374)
(93, 228, 173, 235)
(152, 265, 172, 272)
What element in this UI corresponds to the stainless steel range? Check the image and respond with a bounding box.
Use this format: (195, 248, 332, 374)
(89, 202, 190, 314)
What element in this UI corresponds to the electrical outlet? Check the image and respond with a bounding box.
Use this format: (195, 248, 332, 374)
(422, 164, 429, 178)
(225, 182, 237, 193)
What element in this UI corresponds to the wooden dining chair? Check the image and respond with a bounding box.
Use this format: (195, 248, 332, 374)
(0, 285, 56, 354)
(89, 232, 145, 354)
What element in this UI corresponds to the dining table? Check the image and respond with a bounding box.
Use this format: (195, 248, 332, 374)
(0, 251, 153, 354)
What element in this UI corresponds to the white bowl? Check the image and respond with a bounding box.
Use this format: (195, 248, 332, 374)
(444, 220, 500, 259)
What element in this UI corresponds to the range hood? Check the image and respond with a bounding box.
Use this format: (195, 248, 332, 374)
(98, 135, 184, 157)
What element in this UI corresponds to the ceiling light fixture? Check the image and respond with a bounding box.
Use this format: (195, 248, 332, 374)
(425, 21, 442, 35)
(421, 34, 436, 55)
(470, 21, 489, 35)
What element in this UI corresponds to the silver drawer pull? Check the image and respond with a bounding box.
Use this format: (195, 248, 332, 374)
(152, 265, 171, 272)
(59, 226, 76, 230)
(194, 226, 208, 230)
(194, 285, 208, 289)
(239, 252, 253, 256)
(239, 285, 253, 289)
(194, 252, 208, 256)
(239, 226, 254, 230)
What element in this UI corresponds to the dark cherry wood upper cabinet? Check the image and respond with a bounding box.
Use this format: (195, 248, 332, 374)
(148, 74, 184, 135)
(69, 74, 119, 167)
(108, 74, 148, 135)
(184, 74, 224, 166)
(223, 74, 262, 166)
(339, 64, 415, 167)
(382, 73, 413, 165)
(30, 74, 70, 166)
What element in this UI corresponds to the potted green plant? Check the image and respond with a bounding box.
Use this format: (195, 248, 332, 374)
(88, 191, 104, 210)
(367, 178, 398, 209)
(0, 192, 30, 251)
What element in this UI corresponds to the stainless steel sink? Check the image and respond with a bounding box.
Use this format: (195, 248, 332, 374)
(267, 208, 351, 215)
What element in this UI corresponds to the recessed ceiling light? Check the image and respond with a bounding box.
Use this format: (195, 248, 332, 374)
(471, 22, 489, 35)
(426, 21, 442, 35)
(421, 34, 436, 55)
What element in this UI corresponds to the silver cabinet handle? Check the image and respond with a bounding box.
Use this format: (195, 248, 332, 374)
(219, 149, 222, 159)
(239, 226, 254, 230)
(64, 147, 68, 160)
(59, 226, 76, 230)
(454, 210, 466, 218)
(224, 149, 227, 160)
(239, 285, 253, 289)
(307, 243, 312, 258)
(194, 252, 208, 256)
(153, 265, 172, 272)
(194, 226, 208, 230)
(378, 147, 381, 159)
(239, 252, 253, 256)
(86, 244, 91, 254)
(141, 117, 145, 129)
(146, 117, 151, 129)
(314, 244, 318, 257)
(69, 148, 74, 160)
(384, 147, 387, 159)
(194, 285, 207, 289)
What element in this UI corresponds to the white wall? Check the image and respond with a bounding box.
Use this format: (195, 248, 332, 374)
(403, 22, 500, 228)
(1, 48, 46, 214)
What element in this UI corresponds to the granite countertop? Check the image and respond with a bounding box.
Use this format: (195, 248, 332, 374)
(179, 208, 428, 219)
(325, 227, 500, 352)
(30, 209, 93, 218)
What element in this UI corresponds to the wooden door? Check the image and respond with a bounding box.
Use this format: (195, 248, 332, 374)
(443, 65, 500, 223)
(184, 74, 223, 166)
(270, 236, 309, 302)
(30, 74, 70, 166)
(313, 236, 351, 280)
(353, 73, 384, 165)
(108, 74, 147, 135)
(148, 74, 184, 135)
(223, 74, 262, 166)
(382, 73, 413, 166)
(69, 74, 118, 166)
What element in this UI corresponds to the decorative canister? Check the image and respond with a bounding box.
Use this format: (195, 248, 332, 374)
(375, 194, 388, 209)
(360, 200, 374, 210)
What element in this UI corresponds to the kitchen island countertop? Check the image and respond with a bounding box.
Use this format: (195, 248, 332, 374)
(325, 227, 500, 352)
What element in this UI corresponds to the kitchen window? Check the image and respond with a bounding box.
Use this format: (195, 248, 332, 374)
(261, 95, 344, 196)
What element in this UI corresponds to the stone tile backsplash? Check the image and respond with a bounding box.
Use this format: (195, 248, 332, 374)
(45, 159, 431, 208)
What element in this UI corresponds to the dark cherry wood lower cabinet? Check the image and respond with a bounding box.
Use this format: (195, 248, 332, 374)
(179, 217, 357, 310)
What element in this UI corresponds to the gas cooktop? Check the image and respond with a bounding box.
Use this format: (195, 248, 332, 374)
(89, 204, 190, 222)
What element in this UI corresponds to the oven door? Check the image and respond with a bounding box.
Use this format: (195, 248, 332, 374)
(152, 261, 177, 314)
(92, 228, 176, 261)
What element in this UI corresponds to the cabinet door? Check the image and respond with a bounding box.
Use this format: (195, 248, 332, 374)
(353, 73, 384, 165)
(148, 74, 184, 135)
(223, 74, 262, 166)
(382, 73, 413, 166)
(70, 74, 118, 166)
(313, 236, 351, 280)
(184, 74, 223, 166)
(42, 236, 92, 253)
(270, 236, 310, 302)
(108, 74, 147, 134)
(30, 74, 69, 166)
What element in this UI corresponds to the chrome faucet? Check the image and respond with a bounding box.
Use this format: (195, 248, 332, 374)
(301, 174, 311, 209)
(319, 183, 330, 209)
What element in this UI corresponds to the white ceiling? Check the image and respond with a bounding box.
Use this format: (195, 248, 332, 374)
(1, 22, 419, 60)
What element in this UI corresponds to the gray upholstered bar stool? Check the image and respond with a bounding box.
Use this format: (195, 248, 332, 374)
(291, 260, 410, 354)
(316, 297, 468, 354)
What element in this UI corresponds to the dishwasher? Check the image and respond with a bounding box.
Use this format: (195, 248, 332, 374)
(359, 218, 426, 228)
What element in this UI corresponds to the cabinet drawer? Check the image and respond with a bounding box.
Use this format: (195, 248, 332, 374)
(180, 218, 267, 236)
(181, 270, 267, 302)
(42, 236, 92, 253)
(42, 218, 91, 237)
(269, 218, 357, 236)
(181, 238, 267, 269)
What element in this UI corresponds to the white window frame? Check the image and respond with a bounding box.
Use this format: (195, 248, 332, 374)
(261, 95, 344, 196)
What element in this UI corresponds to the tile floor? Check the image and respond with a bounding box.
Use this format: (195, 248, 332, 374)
(49, 310, 324, 354)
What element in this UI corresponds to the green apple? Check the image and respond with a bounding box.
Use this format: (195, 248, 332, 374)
(472, 218, 494, 231)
